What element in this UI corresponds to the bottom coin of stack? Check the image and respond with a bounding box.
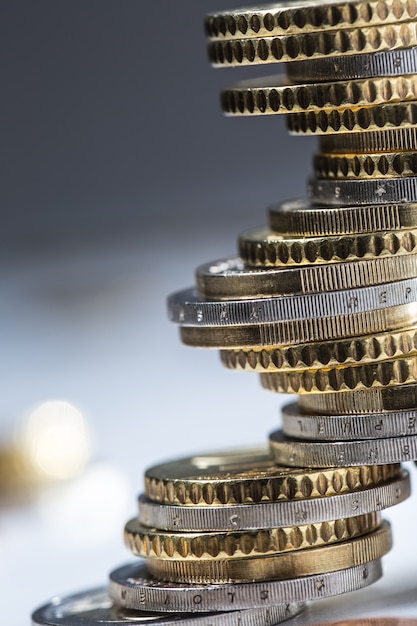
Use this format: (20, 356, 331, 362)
(31, 448, 410, 626)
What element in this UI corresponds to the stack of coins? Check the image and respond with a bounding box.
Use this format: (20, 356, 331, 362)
(32, 2, 417, 626)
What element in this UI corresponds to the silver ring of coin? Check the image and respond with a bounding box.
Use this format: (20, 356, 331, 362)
(137, 476, 409, 531)
(288, 48, 417, 82)
(319, 128, 417, 153)
(309, 176, 417, 206)
(109, 561, 381, 613)
(168, 279, 417, 327)
(270, 428, 417, 467)
(282, 402, 417, 441)
(31, 587, 302, 626)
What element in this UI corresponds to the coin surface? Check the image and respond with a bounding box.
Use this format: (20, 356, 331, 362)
(31, 587, 300, 626)
(208, 22, 417, 67)
(270, 429, 417, 466)
(288, 48, 417, 81)
(299, 382, 417, 414)
(309, 176, 417, 206)
(282, 401, 417, 440)
(220, 324, 417, 372)
(146, 523, 392, 584)
(196, 255, 417, 299)
(144, 447, 400, 506)
(180, 303, 417, 348)
(109, 560, 382, 613)
(313, 151, 417, 180)
(239, 226, 417, 267)
(268, 199, 417, 236)
(261, 356, 417, 395)
(139, 474, 407, 531)
(222, 74, 417, 117)
(319, 127, 417, 151)
(287, 102, 417, 135)
(205, 1, 417, 39)
(124, 514, 380, 560)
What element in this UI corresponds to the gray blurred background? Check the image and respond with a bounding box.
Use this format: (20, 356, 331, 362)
(3, 3, 416, 625)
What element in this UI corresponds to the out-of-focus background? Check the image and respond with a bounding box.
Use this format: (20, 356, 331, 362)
(2, 2, 416, 624)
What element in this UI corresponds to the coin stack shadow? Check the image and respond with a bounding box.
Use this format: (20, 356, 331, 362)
(32, 3, 417, 626)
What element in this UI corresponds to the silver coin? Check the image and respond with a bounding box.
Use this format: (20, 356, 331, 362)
(319, 128, 417, 153)
(282, 401, 417, 441)
(270, 429, 417, 468)
(109, 561, 381, 613)
(31, 587, 300, 626)
(137, 475, 409, 531)
(308, 177, 417, 207)
(268, 198, 417, 236)
(288, 48, 417, 82)
(168, 279, 417, 327)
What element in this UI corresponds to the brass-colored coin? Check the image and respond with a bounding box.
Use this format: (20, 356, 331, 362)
(144, 447, 400, 507)
(299, 382, 417, 414)
(180, 303, 417, 348)
(206, 0, 417, 40)
(240, 226, 417, 268)
(319, 127, 417, 152)
(147, 522, 392, 584)
(196, 255, 417, 300)
(261, 355, 417, 394)
(268, 199, 417, 236)
(314, 151, 417, 179)
(208, 22, 417, 68)
(222, 74, 417, 117)
(124, 514, 380, 561)
(287, 102, 417, 136)
(220, 324, 417, 372)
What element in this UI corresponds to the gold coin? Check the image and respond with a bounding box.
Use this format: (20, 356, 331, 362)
(240, 226, 417, 268)
(287, 101, 417, 136)
(147, 522, 392, 584)
(196, 255, 417, 300)
(261, 355, 417, 394)
(319, 127, 417, 152)
(299, 382, 417, 414)
(268, 200, 417, 237)
(220, 324, 417, 372)
(206, 0, 417, 40)
(208, 22, 417, 67)
(124, 514, 381, 560)
(180, 303, 417, 348)
(222, 75, 417, 117)
(144, 447, 400, 506)
(314, 151, 417, 179)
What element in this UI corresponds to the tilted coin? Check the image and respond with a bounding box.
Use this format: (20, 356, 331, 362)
(196, 255, 417, 299)
(139, 475, 407, 531)
(144, 446, 400, 506)
(309, 177, 417, 206)
(282, 401, 417, 440)
(287, 102, 417, 136)
(239, 226, 417, 267)
(124, 514, 380, 560)
(288, 47, 417, 82)
(109, 560, 382, 613)
(221, 325, 417, 372)
(319, 127, 417, 152)
(31, 587, 300, 626)
(205, 1, 417, 40)
(169, 279, 417, 327)
(146, 523, 392, 584)
(299, 382, 417, 414)
(222, 74, 417, 117)
(208, 22, 417, 67)
(314, 151, 417, 180)
(261, 356, 417, 395)
(270, 429, 417, 466)
(268, 199, 417, 236)
(180, 303, 417, 348)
